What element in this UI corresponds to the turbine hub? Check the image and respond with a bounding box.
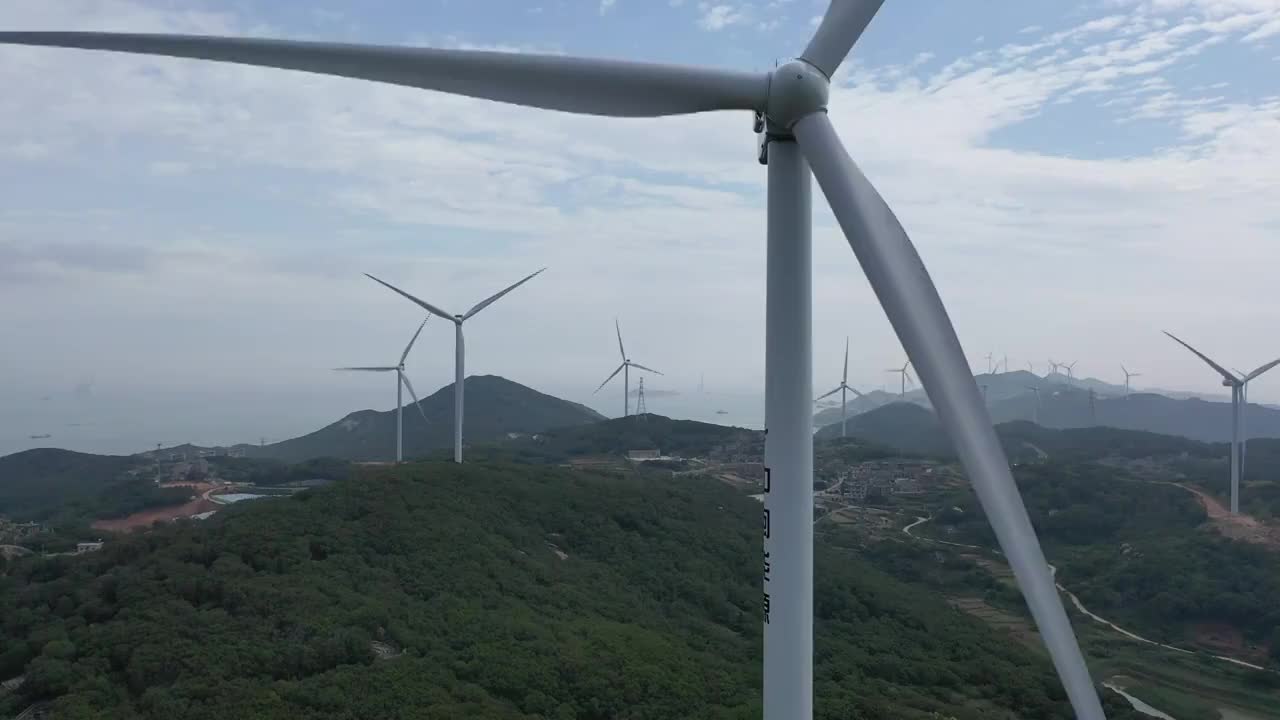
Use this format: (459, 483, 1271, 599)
(765, 59, 829, 131)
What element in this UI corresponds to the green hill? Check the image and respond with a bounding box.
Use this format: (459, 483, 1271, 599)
(816, 402, 952, 456)
(248, 375, 606, 462)
(488, 414, 760, 463)
(0, 449, 187, 523)
(0, 462, 1126, 719)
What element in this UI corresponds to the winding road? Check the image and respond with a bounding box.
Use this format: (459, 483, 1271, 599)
(901, 515, 1269, 672)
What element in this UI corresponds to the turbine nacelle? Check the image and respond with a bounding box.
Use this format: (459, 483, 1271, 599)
(764, 60, 830, 130)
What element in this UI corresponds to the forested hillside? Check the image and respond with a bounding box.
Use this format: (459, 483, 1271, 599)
(0, 462, 1123, 719)
(0, 449, 188, 523)
(934, 460, 1280, 658)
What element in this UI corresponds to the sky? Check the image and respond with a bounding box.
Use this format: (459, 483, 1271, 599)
(2, 0, 1279, 454)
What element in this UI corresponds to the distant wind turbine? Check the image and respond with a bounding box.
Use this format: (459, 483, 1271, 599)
(1063, 361, 1078, 386)
(365, 268, 546, 463)
(886, 361, 913, 397)
(1026, 386, 1042, 424)
(1121, 365, 1141, 397)
(334, 318, 431, 463)
(1027, 361, 1036, 374)
(595, 319, 662, 417)
(985, 351, 994, 374)
(816, 337, 863, 437)
(1047, 359, 1060, 378)
(1164, 331, 1280, 514)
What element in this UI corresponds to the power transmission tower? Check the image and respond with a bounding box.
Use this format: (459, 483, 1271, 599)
(636, 377, 648, 418)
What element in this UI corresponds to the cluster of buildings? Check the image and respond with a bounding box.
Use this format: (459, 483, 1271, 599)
(824, 460, 943, 504)
(0, 517, 43, 544)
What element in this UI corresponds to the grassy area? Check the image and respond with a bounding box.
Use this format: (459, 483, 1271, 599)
(873, 514, 1280, 720)
(1078, 612, 1280, 719)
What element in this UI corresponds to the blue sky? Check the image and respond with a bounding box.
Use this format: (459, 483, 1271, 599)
(1, 0, 1279, 453)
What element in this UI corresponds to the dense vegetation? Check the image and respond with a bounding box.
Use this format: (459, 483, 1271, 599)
(0, 462, 1117, 719)
(246, 375, 606, 462)
(933, 459, 1280, 660)
(0, 449, 189, 523)
(204, 456, 352, 487)
(489, 414, 760, 463)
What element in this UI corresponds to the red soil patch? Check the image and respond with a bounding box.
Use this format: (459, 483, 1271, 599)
(1181, 484, 1280, 549)
(91, 497, 218, 532)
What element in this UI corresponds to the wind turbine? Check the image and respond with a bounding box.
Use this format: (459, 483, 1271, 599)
(0, 7, 1105, 717)
(1027, 386, 1042, 424)
(985, 351, 995, 374)
(595, 319, 662, 417)
(885, 361, 914, 397)
(334, 318, 431, 463)
(1027, 361, 1036, 374)
(816, 337, 863, 437)
(1121, 365, 1141, 397)
(1164, 331, 1280, 514)
(1063, 361, 1078, 386)
(362, 269, 546, 463)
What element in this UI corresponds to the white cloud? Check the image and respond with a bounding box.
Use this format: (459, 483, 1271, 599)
(600, 0, 616, 15)
(698, 3, 749, 30)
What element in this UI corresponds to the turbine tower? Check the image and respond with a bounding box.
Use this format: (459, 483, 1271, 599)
(0, 7, 1106, 717)
(1047, 358, 1060, 379)
(985, 351, 994, 374)
(1121, 365, 1140, 397)
(1027, 386, 1042, 424)
(364, 269, 546, 463)
(334, 318, 430, 463)
(1164, 331, 1280, 514)
(595, 319, 662, 417)
(885, 361, 913, 397)
(816, 337, 863, 437)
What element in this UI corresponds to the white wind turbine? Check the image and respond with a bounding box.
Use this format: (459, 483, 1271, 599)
(1121, 365, 1141, 397)
(334, 318, 431, 463)
(0, 6, 1105, 716)
(816, 337, 863, 437)
(594, 319, 662, 417)
(885, 360, 913, 397)
(363, 269, 546, 463)
(1164, 331, 1280, 514)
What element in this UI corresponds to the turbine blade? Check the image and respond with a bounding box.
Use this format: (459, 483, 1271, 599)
(629, 362, 663, 375)
(849, 386, 864, 397)
(334, 366, 397, 371)
(593, 363, 625, 394)
(463, 267, 546, 320)
(0, 33, 769, 118)
(801, 0, 886, 78)
(1162, 331, 1236, 382)
(843, 336, 849, 384)
(400, 373, 429, 425)
(793, 111, 1104, 720)
(616, 318, 627, 361)
(816, 386, 843, 401)
(400, 317, 430, 365)
(364, 274, 455, 321)
(904, 370, 915, 386)
(1245, 357, 1280, 382)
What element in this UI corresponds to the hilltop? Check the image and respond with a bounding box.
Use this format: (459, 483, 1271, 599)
(0, 461, 1137, 719)
(244, 375, 605, 462)
(488, 414, 760, 464)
